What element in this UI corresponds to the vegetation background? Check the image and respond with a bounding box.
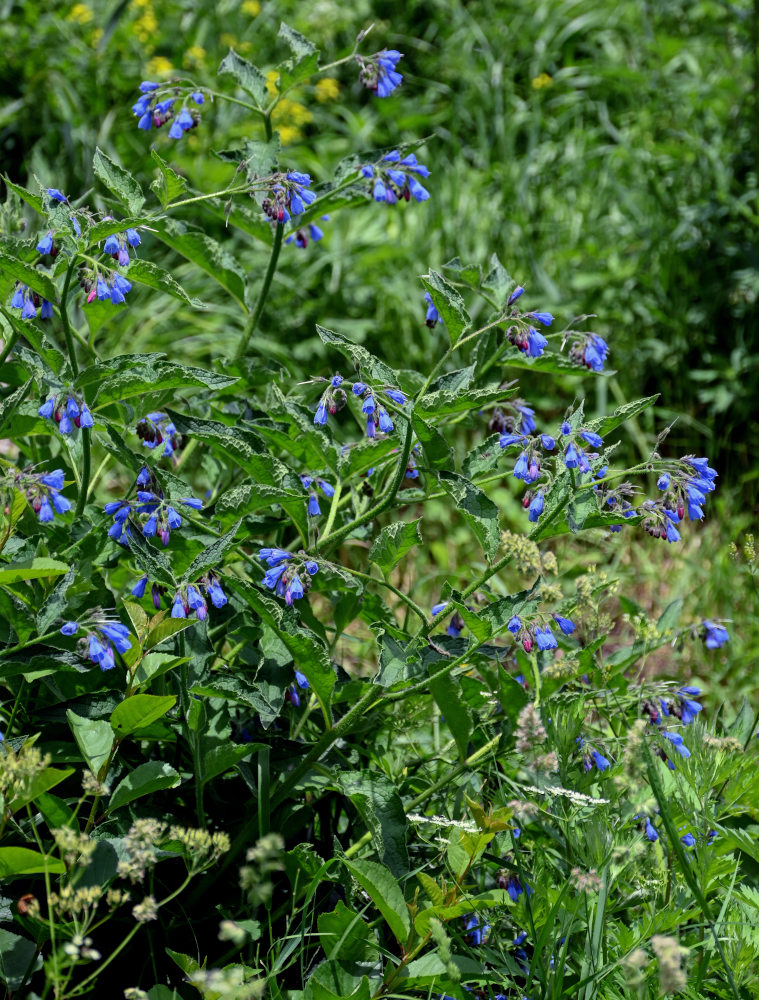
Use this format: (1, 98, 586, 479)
(1, 1, 759, 997)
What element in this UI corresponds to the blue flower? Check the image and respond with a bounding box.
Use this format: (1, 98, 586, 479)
(579, 430, 603, 448)
(132, 575, 148, 598)
(564, 443, 579, 469)
(408, 177, 430, 201)
(513, 451, 530, 481)
(541, 434, 555, 450)
(535, 625, 557, 651)
(528, 311, 553, 326)
(424, 292, 440, 327)
(516, 404, 537, 434)
(384, 388, 406, 405)
(171, 593, 187, 618)
(431, 602, 449, 616)
(139, 81, 160, 93)
(36, 231, 54, 255)
(500, 432, 524, 449)
(681, 833, 696, 847)
(665, 519, 680, 544)
(352, 381, 368, 396)
(377, 406, 394, 433)
(373, 179, 387, 201)
(553, 615, 575, 635)
(38, 396, 55, 420)
(560, 421, 572, 435)
(528, 492, 544, 522)
(591, 750, 610, 771)
(703, 620, 729, 648)
(307, 493, 321, 517)
(374, 49, 403, 98)
(508, 286, 525, 305)
(286, 575, 304, 605)
(305, 560, 318, 576)
(47, 188, 68, 202)
(657, 473, 670, 491)
(583, 334, 609, 372)
(60, 621, 78, 635)
(259, 548, 293, 567)
(314, 400, 328, 425)
(644, 819, 658, 842)
(205, 576, 228, 608)
(192, 91, 205, 104)
(508, 615, 521, 634)
(661, 731, 691, 758)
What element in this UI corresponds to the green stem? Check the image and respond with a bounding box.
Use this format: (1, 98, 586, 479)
(59, 263, 79, 376)
(320, 481, 342, 539)
(164, 183, 253, 211)
(0, 327, 19, 365)
(340, 566, 426, 624)
(0, 629, 61, 661)
(233, 220, 283, 362)
(75, 428, 91, 518)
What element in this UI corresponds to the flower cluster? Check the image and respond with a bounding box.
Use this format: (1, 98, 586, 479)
(656, 456, 718, 525)
(507, 613, 575, 653)
(136, 412, 182, 458)
(38, 394, 94, 434)
(357, 49, 403, 98)
(360, 151, 430, 204)
(8, 467, 71, 523)
(132, 81, 204, 138)
(285, 215, 329, 248)
(258, 549, 318, 605)
(263, 172, 316, 225)
(703, 620, 729, 648)
(11, 283, 54, 320)
(577, 738, 611, 772)
(351, 380, 406, 438)
(85, 271, 133, 306)
(105, 467, 202, 546)
(497, 868, 531, 902)
(167, 576, 228, 620)
(102, 224, 141, 267)
(300, 474, 335, 517)
(503, 287, 554, 358)
(60, 619, 133, 671)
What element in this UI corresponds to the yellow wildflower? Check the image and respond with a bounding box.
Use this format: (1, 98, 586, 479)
(531, 73, 553, 90)
(67, 4, 93, 24)
(146, 56, 174, 77)
(315, 77, 340, 102)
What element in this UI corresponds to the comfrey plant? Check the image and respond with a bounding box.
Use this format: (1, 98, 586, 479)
(0, 21, 753, 1000)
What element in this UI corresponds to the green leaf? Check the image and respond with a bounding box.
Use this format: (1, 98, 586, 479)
(0, 929, 40, 989)
(150, 149, 188, 207)
(0, 378, 32, 434)
(92, 146, 146, 215)
(413, 889, 514, 936)
(582, 394, 659, 437)
(7, 766, 75, 813)
(411, 413, 453, 470)
(201, 744, 256, 783)
(0, 558, 71, 584)
(277, 23, 320, 90)
(0, 848, 65, 877)
(127, 527, 176, 589)
(343, 859, 410, 945)
(435, 471, 500, 560)
(108, 761, 181, 811)
(182, 520, 242, 583)
(218, 48, 268, 107)
(462, 433, 502, 479)
(229, 580, 336, 718)
(151, 218, 247, 307)
(318, 901, 379, 963)
(373, 630, 421, 688)
(125, 258, 206, 309)
(217, 136, 281, 182)
(453, 582, 541, 642)
(416, 383, 515, 419)
(36, 565, 76, 634)
(278, 21, 317, 61)
(66, 709, 114, 775)
(338, 772, 409, 877)
(421, 270, 470, 347)
(429, 670, 472, 759)
(110, 694, 177, 736)
(566, 488, 599, 533)
(368, 519, 422, 575)
(216, 483, 303, 519)
(85, 216, 153, 246)
(0, 247, 57, 301)
(94, 354, 238, 409)
(316, 325, 397, 384)
(3, 175, 44, 214)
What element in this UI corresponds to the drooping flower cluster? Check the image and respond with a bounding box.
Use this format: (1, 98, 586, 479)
(300, 474, 335, 517)
(577, 738, 611, 772)
(285, 215, 329, 248)
(656, 456, 718, 525)
(11, 283, 54, 320)
(660, 686, 703, 726)
(351, 380, 406, 438)
(102, 224, 141, 267)
(86, 271, 133, 306)
(357, 49, 404, 98)
(360, 151, 430, 204)
(263, 172, 317, 225)
(7, 467, 71, 523)
(703, 620, 729, 648)
(258, 548, 318, 605)
(38, 394, 94, 434)
(136, 413, 182, 458)
(60, 619, 133, 671)
(132, 81, 205, 138)
(105, 467, 202, 547)
(507, 613, 575, 653)
(503, 288, 554, 359)
(166, 575, 228, 620)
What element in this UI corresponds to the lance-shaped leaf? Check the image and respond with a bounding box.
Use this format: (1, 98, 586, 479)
(421, 269, 470, 347)
(369, 519, 422, 576)
(218, 48, 268, 107)
(435, 471, 500, 560)
(93, 147, 145, 215)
